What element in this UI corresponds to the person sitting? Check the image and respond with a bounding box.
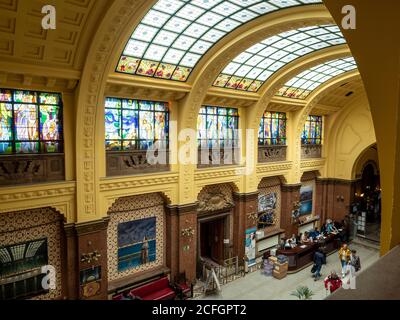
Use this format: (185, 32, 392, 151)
(308, 228, 322, 240)
(284, 239, 292, 249)
(285, 238, 297, 249)
(300, 231, 312, 244)
(324, 271, 342, 294)
(290, 234, 297, 245)
(326, 219, 339, 235)
(320, 222, 328, 235)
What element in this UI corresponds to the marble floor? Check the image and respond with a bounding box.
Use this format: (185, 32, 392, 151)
(195, 242, 380, 300)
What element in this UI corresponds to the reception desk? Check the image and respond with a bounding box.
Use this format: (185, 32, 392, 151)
(276, 235, 339, 273)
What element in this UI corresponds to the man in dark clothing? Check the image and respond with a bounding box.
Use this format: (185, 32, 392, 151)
(312, 248, 327, 281)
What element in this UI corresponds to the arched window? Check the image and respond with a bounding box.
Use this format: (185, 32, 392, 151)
(302, 115, 322, 145)
(105, 98, 169, 151)
(197, 106, 239, 167)
(0, 89, 63, 154)
(258, 112, 287, 146)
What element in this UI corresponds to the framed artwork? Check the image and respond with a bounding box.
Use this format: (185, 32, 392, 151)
(117, 217, 157, 272)
(245, 227, 257, 267)
(300, 185, 314, 216)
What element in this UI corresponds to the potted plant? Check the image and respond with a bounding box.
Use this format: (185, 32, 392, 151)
(291, 286, 314, 300)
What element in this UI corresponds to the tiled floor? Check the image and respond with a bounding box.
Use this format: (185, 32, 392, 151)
(195, 242, 380, 300)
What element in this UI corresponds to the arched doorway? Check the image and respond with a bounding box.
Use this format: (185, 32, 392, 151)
(352, 146, 381, 243)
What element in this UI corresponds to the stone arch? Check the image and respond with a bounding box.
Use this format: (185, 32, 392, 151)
(352, 144, 379, 180)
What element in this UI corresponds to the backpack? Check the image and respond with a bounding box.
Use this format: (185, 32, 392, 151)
(354, 257, 361, 272)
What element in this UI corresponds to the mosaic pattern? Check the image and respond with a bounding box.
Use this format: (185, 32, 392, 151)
(107, 193, 165, 282)
(258, 177, 281, 232)
(0, 208, 63, 300)
(117, 0, 323, 82)
(276, 57, 357, 99)
(302, 115, 323, 145)
(0, 89, 63, 154)
(213, 24, 346, 92)
(258, 112, 287, 146)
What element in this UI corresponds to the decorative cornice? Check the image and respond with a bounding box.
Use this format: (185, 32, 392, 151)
(256, 161, 293, 174)
(317, 178, 357, 185)
(300, 158, 326, 169)
(281, 183, 302, 192)
(75, 217, 110, 236)
(0, 182, 76, 202)
(195, 167, 242, 180)
(233, 191, 259, 202)
(99, 174, 179, 192)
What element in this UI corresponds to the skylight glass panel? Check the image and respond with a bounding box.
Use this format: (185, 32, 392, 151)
(270, 0, 300, 7)
(184, 23, 209, 38)
(231, 10, 257, 23)
(249, 3, 278, 14)
(236, 65, 253, 77)
(142, 10, 170, 28)
(131, 24, 158, 42)
(214, 18, 241, 32)
(223, 62, 241, 74)
(197, 11, 224, 26)
(153, 30, 179, 46)
(190, 40, 213, 54)
(276, 57, 357, 99)
(164, 17, 191, 32)
(192, 0, 224, 9)
(233, 52, 253, 63)
(124, 40, 148, 57)
(118, 0, 324, 82)
(163, 48, 185, 64)
(212, 24, 347, 91)
(176, 4, 205, 20)
(144, 44, 168, 61)
(212, 2, 241, 16)
(172, 35, 197, 50)
(181, 52, 202, 67)
(154, 0, 185, 13)
(202, 29, 226, 42)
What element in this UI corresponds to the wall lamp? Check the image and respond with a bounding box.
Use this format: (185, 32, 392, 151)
(247, 212, 258, 222)
(336, 195, 345, 202)
(181, 227, 194, 237)
(81, 251, 101, 264)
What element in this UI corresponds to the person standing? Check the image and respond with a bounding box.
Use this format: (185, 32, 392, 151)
(349, 249, 361, 272)
(338, 243, 351, 278)
(141, 236, 149, 264)
(324, 271, 342, 294)
(342, 258, 357, 290)
(312, 248, 326, 281)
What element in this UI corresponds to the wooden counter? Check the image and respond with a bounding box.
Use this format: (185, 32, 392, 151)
(276, 235, 339, 273)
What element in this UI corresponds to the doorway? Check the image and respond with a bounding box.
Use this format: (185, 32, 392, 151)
(355, 163, 381, 242)
(199, 217, 226, 265)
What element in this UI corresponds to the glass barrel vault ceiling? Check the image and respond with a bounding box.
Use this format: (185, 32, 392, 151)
(213, 24, 346, 92)
(275, 57, 357, 100)
(116, 0, 323, 82)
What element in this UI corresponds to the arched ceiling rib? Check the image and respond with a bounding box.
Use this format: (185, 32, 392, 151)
(212, 24, 346, 92)
(275, 56, 357, 99)
(116, 0, 323, 82)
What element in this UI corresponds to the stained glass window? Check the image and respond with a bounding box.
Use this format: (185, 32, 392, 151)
(276, 57, 357, 99)
(0, 89, 63, 154)
(117, 0, 323, 82)
(213, 24, 346, 92)
(105, 98, 169, 151)
(197, 106, 239, 149)
(302, 115, 323, 145)
(259, 112, 287, 145)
